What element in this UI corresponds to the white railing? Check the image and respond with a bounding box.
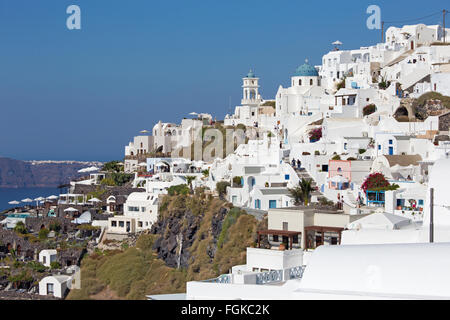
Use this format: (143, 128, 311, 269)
(255, 270, 283, 284)
(289, 266, 304, 280)
(202, 274, 232, 284)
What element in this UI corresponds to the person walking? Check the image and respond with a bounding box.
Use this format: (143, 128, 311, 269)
(296, 159, 301, 170)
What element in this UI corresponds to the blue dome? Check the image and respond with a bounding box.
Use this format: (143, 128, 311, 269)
(293, 59, 318, 77)
(246, 69, 255, 78)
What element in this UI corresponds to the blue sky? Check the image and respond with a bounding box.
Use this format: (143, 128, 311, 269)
(0, 0, 447, 161)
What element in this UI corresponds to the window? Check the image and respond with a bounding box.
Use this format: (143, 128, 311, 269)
(378, 145, 381, 150)
(285, 174, 290, 180)
(389, 139, 393, 145)
(293, 235, 298, 244)
(119, 221, 124, 228)
(299, 79, 302, 86)
(310, 79, 313, 85)
(111, 221, 117, 227)
(43, 256, 47, 264)
(273, 235, 279, 242)
(344, 143, 347, 150)
(419, 199, 424, 206)
(282, 222, 288, 231)
(128, 206, 139, 212)
(138, 221, 143, 228)
(141, 207, 146, 212)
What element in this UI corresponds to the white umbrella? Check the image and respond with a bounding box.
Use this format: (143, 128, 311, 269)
(34, 197, 45, 201)
(329, 175, 349, 183)
(189, 112, 198, 116)
(64, 207, 79, 212)
(140, 130, 150, 134)
(138, 162, 147, 166)
(8, 200, 20, 205)
(21, 198, 33, 203)
(88, 198, 101, 203)
(47, 195, 59, 200)
(332, 40, 343, 45)
(78, 166, 99, 173)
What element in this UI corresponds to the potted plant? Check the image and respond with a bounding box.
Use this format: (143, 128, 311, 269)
(279, 243, 286, 251)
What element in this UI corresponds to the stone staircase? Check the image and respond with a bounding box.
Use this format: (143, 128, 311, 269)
(293, 167, 322, 197)
(384, 48, 414, 68)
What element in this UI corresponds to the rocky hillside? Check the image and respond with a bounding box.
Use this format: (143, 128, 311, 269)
(0, 157, 102, 188)
(67, 191, 267, 300)
(412, 92, 450, 120)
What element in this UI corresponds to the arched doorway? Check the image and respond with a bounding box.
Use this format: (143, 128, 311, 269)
(247, 176, 256, 191)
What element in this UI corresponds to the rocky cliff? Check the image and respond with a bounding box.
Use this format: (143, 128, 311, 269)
(67, 192, 268, 300)
(0, 157, 102, 188)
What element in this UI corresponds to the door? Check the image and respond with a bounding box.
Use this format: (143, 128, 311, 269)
(315, 235, 323, 247)
(47, 283, 54, 295)
(389, 146, 394, 155)
(126, 221, 130, 232)
(269, 200, 277, 209)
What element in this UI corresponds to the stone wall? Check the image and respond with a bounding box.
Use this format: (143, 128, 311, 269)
(25, 217, 75, 234)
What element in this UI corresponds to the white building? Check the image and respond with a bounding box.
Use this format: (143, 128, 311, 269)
(186, 242, 450, 299)
(39, 275, 71, 299)
(107, 191, 159, 234)
(38, 249, 57, 267)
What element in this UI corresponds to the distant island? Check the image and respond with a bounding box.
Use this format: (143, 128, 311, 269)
(0, 157, 103, 188)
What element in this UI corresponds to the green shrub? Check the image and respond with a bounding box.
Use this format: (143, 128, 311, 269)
(27, 261, 47, 273)
(49, 222, 61, 232)
(358, 148, 366, 154)
(110, 173, 134, 186)
(38, 228, 49, 240)
(232, 176, 242, 187)
(217, 208, 244, 249)
(216, 181, 231, 198)
(331, 155, 341, 160)
(167, 184, 190, 196)
(100, 177, 116, 186)
(101, 161, 123, 172)
(13, 221, 27, 235)
(363, 104, 377, 116)
(50, 261, 61, 269)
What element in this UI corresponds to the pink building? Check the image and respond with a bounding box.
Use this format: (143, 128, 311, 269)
(328, 160, 351, 190)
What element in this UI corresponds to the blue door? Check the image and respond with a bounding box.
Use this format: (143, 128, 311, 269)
(255, 199, 261, 209)
(269, 200, 277, 209)
(388, 146, 394, 155)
